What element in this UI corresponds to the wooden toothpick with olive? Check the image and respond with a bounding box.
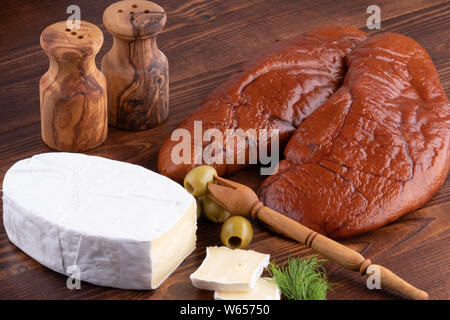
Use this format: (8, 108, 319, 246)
(183, 165, 254, 248)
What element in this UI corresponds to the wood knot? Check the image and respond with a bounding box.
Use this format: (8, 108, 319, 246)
(359, 259, 372, 275)
(305, 231, 319, 247)
(250, 201, 263, 219)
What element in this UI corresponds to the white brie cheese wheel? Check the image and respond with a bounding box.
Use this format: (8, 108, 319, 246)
(2, 153, 197, 290)
(214, 277, 281, 300)
(190, 246, 270, 292)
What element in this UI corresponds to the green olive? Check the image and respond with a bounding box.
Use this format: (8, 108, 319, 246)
(184, 166, 217, 197)
(201, 196, 230, 223)
(221, 216, 253, 249)
(196, 198, 202, 219)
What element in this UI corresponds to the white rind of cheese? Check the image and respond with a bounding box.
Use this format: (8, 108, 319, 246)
(190, 246, 270, 292)
(214, 277, 281, 300)
(2, 152, 197, 290)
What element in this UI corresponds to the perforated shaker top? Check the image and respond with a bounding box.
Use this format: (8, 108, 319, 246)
(103, 0, 167, 39)
(40, 21, 103, 59)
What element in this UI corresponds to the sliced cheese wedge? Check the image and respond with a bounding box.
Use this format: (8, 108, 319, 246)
(190, 246, 269, 292)
(2, 153, 197, 290)
(214, 277, 281, 300)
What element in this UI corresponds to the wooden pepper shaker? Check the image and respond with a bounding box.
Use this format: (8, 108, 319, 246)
(102, 0, 169, 130)
(40, 21, 108, 152)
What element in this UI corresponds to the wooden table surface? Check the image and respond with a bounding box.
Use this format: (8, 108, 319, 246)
(0, 0, 449, 300)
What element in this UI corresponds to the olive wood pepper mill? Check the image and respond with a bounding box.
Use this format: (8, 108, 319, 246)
(102, 0, 169, 130)
(40, 21, 108, 152)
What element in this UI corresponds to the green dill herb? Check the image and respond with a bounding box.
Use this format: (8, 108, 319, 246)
(268, 257, 335, 300)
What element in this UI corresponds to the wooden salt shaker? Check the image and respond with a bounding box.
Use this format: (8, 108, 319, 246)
(102, 0, 169, 130)
(40, 21, 108, 152)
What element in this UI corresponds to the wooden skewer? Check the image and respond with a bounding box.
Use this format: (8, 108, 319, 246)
(207, 176, 429, 300)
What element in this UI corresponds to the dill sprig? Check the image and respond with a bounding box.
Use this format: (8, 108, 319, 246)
(268, 257, 335, 300)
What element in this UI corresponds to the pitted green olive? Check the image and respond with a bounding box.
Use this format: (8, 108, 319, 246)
(221, 216, 253, 249)
(196, 198, 202, 219)
(184, 166, 217, 197)
(201, 196, 230, 223)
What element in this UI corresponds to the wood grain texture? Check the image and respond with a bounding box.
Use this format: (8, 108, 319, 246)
(102, 0, 169, 130)
(0, 0, 448, 300)
(39, 21, 108, 151)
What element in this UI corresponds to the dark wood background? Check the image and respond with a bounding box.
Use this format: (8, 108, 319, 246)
(0, 0, 448, 300)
